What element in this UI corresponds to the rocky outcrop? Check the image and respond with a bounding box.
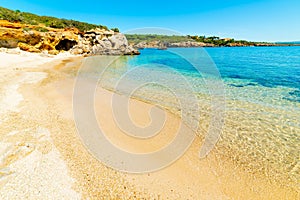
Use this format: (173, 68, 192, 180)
(70, 29, 140, 55)
(225, 42, 276, 47)
(134, 41, 162, 49)
(252, 43, 276, 47)
(133, 40, 215, 49)
(0, 20, 78, 55)
(168, 41, 214, 47)
(0, 26, 41, 48)
(131, 38, 277, 49)
(0, 20, 139, 56)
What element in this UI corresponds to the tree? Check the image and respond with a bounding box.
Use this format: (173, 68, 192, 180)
(111, 28, 120, 32)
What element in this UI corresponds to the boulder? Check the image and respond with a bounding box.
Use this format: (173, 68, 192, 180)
(18, 42, 40, 52)
(70, 31, 140, 55)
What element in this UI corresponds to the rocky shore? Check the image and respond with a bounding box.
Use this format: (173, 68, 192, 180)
(0, 20, 279, 56)
(133, 40, 215, 48)
(132, 40, 276, 49)
(0, 20, 140, 56)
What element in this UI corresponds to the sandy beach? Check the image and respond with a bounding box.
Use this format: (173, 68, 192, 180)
(0, 50, 298, 199)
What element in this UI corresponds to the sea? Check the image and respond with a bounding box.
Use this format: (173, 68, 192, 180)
(82, 46, 300, 191)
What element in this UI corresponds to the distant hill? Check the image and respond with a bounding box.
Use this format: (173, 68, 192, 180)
(0, 6, 112, 32)
(276, 41, 300, 44)
(125, 34, 193, 43)
(126, 34, 275, 48)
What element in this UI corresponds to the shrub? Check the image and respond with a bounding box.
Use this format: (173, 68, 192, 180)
(34, 27, 49, 32)
(23, 27, 32, 32)
(0, 6, 110, 32)
(111, 28, 120, 32)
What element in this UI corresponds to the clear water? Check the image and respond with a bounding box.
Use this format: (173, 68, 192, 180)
(89, 47, 300, 190)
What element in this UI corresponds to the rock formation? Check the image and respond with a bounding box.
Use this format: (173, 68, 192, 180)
(168, 41, 214, 47)
(70, 28, 140, 55)
(133, 40, 215, 49)
(0, 20, 139, 56)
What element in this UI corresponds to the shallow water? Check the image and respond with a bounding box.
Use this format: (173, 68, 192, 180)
(85, 47, 300, 191)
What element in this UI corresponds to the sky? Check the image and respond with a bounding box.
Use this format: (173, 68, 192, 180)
(1, 0, 299, 42)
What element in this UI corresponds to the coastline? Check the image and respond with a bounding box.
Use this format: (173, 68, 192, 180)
(134, 44, 300, 51)
(0, 50, 298, 199)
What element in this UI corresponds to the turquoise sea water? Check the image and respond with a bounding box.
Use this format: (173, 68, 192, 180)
(91, 46, 299, 190)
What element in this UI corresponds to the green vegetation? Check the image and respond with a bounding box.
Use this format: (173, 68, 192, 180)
(34, 27, 48, 32)
(111, 28, 120, 32)
(126, 34, 193, 44)
(189, 35, 263, 46)
(0, 6, 108, 32)
(126, 34, 273, 47)
(22, 27, 32, 32)
(276, 41, 300, 45)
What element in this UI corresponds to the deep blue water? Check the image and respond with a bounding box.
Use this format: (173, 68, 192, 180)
(124, 47, 300, 104)
(137, 47, 300, 88)
(205, 47, 300, 90)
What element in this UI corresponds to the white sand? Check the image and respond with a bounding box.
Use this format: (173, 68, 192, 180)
(0, 50, 74, 69)
(0, 50, 296, 199)
(0, 50, 80, 199)
(0, 127, 80, 199)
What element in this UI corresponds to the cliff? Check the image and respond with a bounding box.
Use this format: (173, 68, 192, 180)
(0, 20, 139, 55)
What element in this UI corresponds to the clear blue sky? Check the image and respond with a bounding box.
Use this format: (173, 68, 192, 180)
(1, 0, 299, 42)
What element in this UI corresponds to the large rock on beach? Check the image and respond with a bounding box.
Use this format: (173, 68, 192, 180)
(70, 28, 140, 55)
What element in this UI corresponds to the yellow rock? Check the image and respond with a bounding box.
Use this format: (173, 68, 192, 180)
(18, 42, 40, 53)
(0, 20, 79, 52)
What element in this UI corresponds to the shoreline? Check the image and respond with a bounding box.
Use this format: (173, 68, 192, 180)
(136, 45, 300, 51)
(50, 66, 299, 199)
(0, 51, 298, 199)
